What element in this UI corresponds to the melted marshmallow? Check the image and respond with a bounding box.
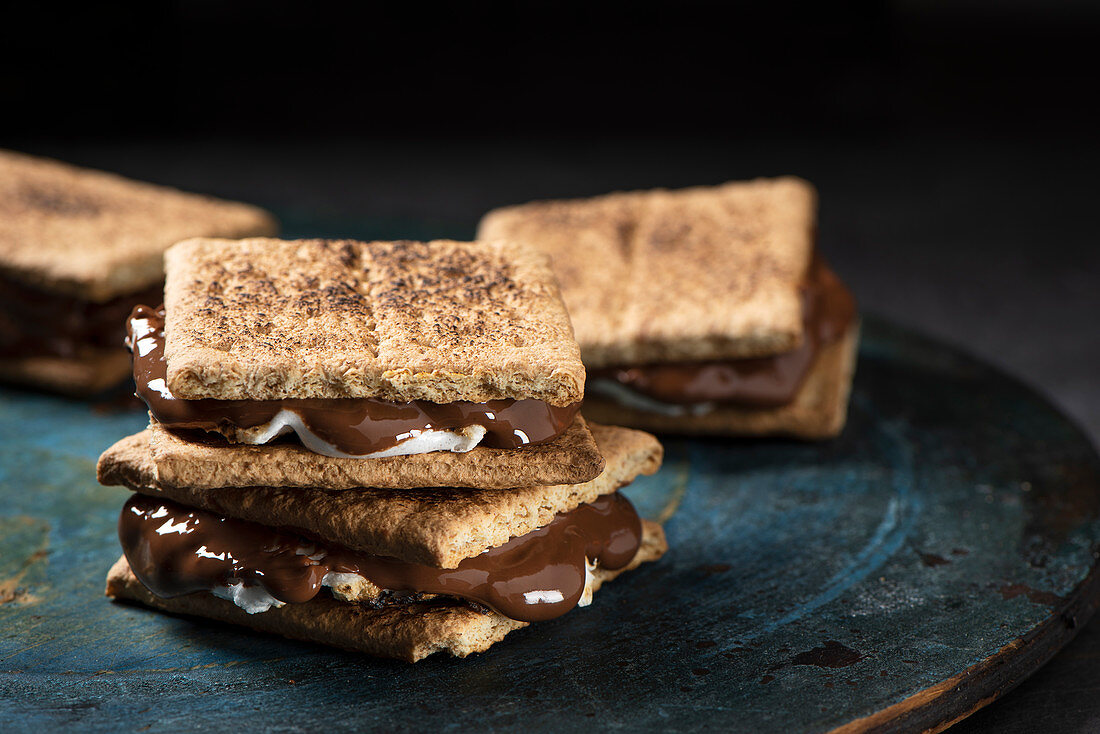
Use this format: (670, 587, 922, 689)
(588, 379, 716, 417)
(242, 409, 489, 459)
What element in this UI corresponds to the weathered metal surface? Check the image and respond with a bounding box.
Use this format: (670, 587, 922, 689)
(1, 317, 1098, 732)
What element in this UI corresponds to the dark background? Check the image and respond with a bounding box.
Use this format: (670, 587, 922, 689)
(3, 2, 1098, 139)
(2, 2, 1098, 730)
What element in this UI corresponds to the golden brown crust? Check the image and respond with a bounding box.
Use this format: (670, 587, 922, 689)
(477, 177, 816, 367)
(0, 149, 278, 301)
(0, 348, 132, 395)
(104, 521, 667, 661)
(97, 422, 662, 567)
(581, 323, 860, 439)
(139, 413, 603, 490)
(162, 238, 584, 405)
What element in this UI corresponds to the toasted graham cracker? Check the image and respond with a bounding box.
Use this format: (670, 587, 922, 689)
(583, 323, 859, 439)
(98, 422, 662, 567)
(139, 413, 603, 491)
(162, 238, 584, 405)
(106, 521, 666, 661)
(0, 348, 132, 396)
(477, 177, 817, 367)
(0, 149, 278, 302)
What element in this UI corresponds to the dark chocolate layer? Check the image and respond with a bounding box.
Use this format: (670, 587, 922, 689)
(128, 305, 580, 455)
(0, 275, 162, 359)
(118, 492, 642, 623)
(593, 256, 856, 407)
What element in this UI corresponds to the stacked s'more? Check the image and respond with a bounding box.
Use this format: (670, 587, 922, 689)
(0, 149, 276, 394)
(98, 237, 667, 661)
(479, 177, 859, 439)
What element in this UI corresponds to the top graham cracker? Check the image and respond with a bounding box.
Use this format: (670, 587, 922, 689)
(0, 149, 277, 301)
(478, 177, 817, 367)
(162, 237, 586, 405)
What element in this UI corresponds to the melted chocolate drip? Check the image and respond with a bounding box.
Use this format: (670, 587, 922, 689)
(593, 256, 856, 407)
(118, 492, 642, 622)
(128, 305, 580, 455)
(0, 275, 162, 359)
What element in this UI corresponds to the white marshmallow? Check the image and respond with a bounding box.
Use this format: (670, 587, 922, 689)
(588, 379, 715, 417)
(212, 581, 285, 615)
(239, 408, 488, 459)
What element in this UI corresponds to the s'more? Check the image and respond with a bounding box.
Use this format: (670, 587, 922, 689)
(101, 237, 667, 660)
(0, 149, 277, 395)
(478, 177, 859, 439)
(100, 424, 665, 661)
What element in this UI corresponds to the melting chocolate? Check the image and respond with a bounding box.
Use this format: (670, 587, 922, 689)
(118, 492, 642, 622)
(128, 305, 580, 455)
(0, 275, 162, 359)
(593, 256, 856, 407)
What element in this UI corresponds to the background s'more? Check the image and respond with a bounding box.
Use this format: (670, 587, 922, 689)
(478, 177, 859, 439)
(0, 150, 277, 395)
(99, 237, 667, 660)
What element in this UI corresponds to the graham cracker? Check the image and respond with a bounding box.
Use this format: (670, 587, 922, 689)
(98, 422, 662, 568)
(162, 238, 584, 405)
(477, 177, 817, 367)
(0, 348, 132, 395)
(0, 149, 278, 302)
(583, 323, 860, 439)
(142, 412, 603, 491)
(105, 521, 666, 661)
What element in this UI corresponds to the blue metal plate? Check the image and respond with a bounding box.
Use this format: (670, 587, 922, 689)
(1, 317, 1098, 732)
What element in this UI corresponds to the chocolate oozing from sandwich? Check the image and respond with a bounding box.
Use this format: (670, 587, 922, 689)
(118, 492, 642, 623)
(127, 306, 580, 456)
(592, 256, 855, 407)
(0, 274, 162, 359)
